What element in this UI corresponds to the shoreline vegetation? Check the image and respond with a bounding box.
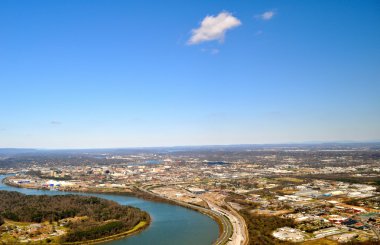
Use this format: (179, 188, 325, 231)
(0, 186, 151, 245)
(0, 220, 149, 245)
(62, 221, 148, 245)
(2, 176, 225, 244)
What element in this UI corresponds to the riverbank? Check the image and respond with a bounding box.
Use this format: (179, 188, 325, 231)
(1, 178, 151, 245)
(5, 220, 150, 245)
(62, 221, 149, 245)
(137, 186, 226, 237)
(2, 176, 226, 244)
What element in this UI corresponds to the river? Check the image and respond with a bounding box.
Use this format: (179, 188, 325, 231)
(0, 175, 219, 245)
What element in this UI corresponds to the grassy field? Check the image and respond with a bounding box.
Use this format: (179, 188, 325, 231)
(302, 238, 338, 245)
(275, 177, 304, 183)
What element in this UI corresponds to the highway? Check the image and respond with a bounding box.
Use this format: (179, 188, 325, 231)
(137, 185, 235, 245)
(206, 200, 235, 245)
(225, 201, 249, 245)
(369, 225, 380, 240)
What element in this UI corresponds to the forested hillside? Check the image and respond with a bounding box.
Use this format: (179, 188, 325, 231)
(0, 191, 149, 243)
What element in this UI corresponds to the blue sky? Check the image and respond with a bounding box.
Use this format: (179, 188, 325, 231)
(0, 0, 379, 148)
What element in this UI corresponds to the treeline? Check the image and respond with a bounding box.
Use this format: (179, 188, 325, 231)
(344, 242, 380, 245)
(299, 174, 380, 187)
(0, 191, 149, 242)
(26, 170, 72, 180)
(239, 209, 379, 245)
(239, 209, 294, 245)
(64, 220, 129, 242)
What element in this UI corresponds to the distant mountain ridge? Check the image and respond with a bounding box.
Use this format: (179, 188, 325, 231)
(0, 141, 379, 155)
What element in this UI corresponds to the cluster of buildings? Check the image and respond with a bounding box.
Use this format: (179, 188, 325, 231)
(1, 148, 379, 244)
(0, 220, 65, 243)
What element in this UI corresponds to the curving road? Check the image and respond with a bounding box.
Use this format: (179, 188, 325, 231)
(138, 186, 234, 245)
(205, 200, 234, 245)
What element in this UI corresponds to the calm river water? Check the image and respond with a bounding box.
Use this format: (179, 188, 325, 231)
(0, 175, 219, 245)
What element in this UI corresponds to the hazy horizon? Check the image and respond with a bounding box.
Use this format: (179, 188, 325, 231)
(1, 140, 380, 151)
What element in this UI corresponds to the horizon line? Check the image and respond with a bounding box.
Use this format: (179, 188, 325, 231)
(1, 140, 379, 150)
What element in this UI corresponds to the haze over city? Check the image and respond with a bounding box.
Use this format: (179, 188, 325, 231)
(1, 0, 379, 148)
(1, 2, 380, 245)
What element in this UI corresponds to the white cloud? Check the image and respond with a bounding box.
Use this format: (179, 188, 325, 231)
(50, 121, 62, 125)
(210, 48, 220, 55)
(201, 48, 220, 55)
(255, 30, 263, 36)
(257, 11, 275, 20)
(188, 11, 241, 45)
